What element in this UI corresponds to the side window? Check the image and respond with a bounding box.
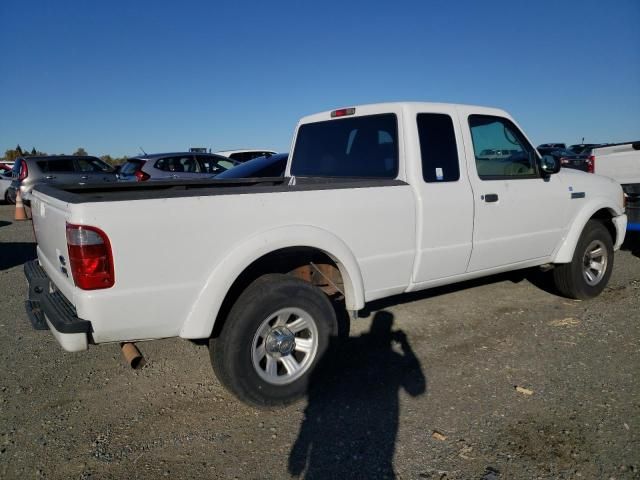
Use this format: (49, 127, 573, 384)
(76, 159, 97, 172)
(37, 159, 75, 173)
(197, 155, 228, 174)
(417, 113, 460, 183)
(75, 158, 113, 172)
(469, 115, 538, 180)
(181, 155, 198, 173)
(155, 156, 198, 173)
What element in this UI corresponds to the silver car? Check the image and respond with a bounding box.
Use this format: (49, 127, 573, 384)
(8, 156, 117, 203)
(118, 152, 239, 182)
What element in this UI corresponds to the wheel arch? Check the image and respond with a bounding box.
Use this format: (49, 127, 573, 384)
(553, 201, 625, 264)
(179, 226, 365, 339)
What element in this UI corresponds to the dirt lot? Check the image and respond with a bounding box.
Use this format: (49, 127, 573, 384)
(0, 203, 638, 479)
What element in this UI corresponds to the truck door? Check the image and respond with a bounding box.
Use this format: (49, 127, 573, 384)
(411, 111, 474, 284)
(460, 112, 567, 271)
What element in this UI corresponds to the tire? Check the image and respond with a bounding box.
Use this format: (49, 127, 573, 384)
(209, 273, 337, 407)
(553, 220, 614, 299)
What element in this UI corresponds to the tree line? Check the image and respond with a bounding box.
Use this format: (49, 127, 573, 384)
(2, 145, 128, 166)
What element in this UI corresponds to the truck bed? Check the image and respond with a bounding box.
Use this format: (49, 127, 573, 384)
(34, 177, 406, 204)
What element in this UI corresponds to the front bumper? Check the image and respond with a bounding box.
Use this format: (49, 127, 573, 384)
(24, 260, 91, 352)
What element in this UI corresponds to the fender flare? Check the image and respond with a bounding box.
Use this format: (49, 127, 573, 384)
(179, 225, 365, 339)
(552, 198, 625, 263)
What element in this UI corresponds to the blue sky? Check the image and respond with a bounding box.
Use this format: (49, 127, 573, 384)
(1, 0, 638, 157)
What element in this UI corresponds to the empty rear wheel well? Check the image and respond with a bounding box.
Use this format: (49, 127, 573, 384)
(210, 247, 345, 338)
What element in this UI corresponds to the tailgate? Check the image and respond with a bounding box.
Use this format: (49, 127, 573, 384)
(31, 190, 77, 301)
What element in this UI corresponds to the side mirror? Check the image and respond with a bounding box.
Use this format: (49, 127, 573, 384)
(540, 154, 561, 174)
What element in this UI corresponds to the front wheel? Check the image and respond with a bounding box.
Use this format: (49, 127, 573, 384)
(553, 220, 614, 299)
(209, 274, 336, 407)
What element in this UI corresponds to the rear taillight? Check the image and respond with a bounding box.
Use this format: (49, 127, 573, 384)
(19, 161, 28, 180)
(66, 224, 115, 290)
(587, 155, 595, 173)
(134, 170, 150, 181)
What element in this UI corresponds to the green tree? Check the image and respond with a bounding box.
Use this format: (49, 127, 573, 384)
(4, 149, 21, 161)
(73, 147, 88, 156)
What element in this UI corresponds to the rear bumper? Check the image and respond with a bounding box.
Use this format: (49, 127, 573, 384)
(24, 260, 91, 352)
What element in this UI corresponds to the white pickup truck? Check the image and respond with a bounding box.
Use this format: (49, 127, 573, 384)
(25, 102, 627, 406)
(588, 141, 640, 231)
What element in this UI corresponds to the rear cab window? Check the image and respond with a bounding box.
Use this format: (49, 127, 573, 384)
(291, 113, 398, 178)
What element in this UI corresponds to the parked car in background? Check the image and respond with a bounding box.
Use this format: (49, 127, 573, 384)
(1, 170, 13, 203)
(538, 143, 566, 149)
(118, 152, 239, 182)
(569, 143, 604, 155)
(587, 141, 640, 231)
(537, 147, 589, 172)
(7, 156, 117, 203)
(215, 153, 288, 179)
(215, 149, 277, 163)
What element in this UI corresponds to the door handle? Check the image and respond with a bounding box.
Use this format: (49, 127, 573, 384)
(483, 193, 499, 203)
(45, 175, 56, 180)
(80, 175, 89, 180)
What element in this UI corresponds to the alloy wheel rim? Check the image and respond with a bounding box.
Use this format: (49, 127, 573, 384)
(582, 239, 608, 286)
(251, 307, 319, 385)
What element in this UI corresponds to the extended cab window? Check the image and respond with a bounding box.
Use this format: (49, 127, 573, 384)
(291, 114, 398, 178)
(417, 113, 459, 182)
(469, 115, 538, 180)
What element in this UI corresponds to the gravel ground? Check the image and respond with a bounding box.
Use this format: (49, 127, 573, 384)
(0, 203, 638, 479)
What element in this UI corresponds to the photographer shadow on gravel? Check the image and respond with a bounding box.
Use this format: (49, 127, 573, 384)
(288, 311, 426, 479)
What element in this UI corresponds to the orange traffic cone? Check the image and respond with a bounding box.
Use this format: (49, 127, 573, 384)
(14, 189, 27, 221)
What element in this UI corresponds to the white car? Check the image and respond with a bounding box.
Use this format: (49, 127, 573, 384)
(25, 102, 626, 406)
(0, 170, 13, 203)
(214, 149, 277, 163)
